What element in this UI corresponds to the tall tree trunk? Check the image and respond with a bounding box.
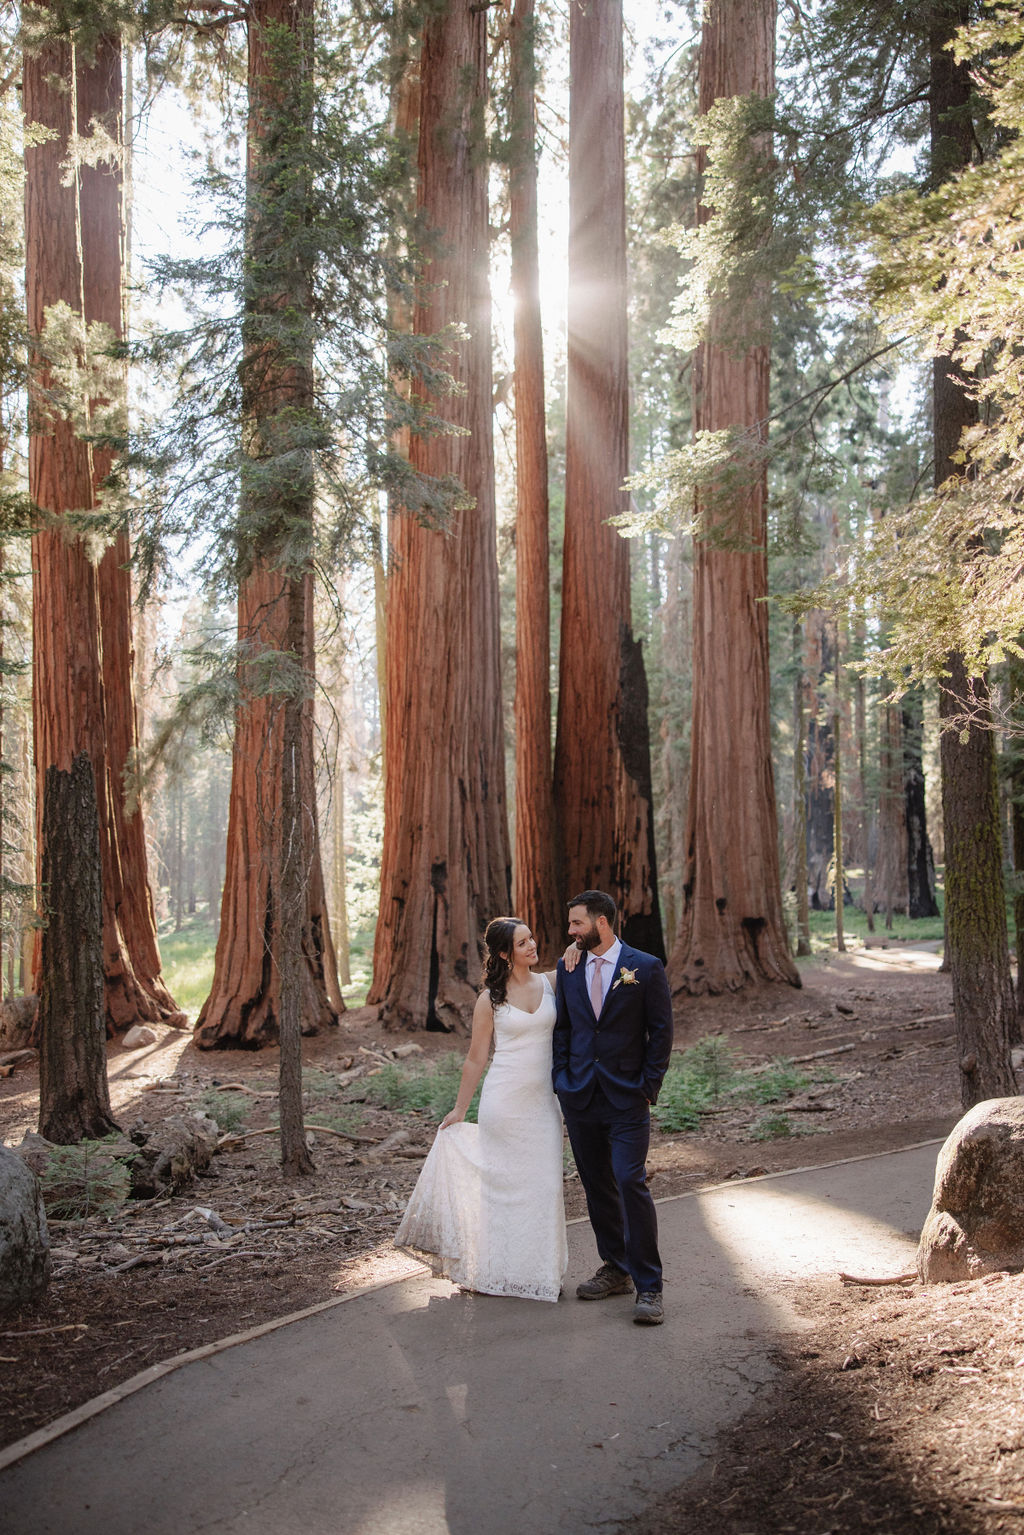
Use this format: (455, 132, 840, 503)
(931, 0, 1017, 1106)
(804, 609, 836, 911)
(902, 684, 940, 918)
(24, 16, 179, 1035)
(194, 0, 341, 1064)
(668, 0, 798, 994)
(38, 753, 117, 1143)
(369, 0, 511, 1031)
(792, 622, 811, 955)
(510, 0, 561, 964)
(554, 0, 663, 957)
(873, 697, 909, 925)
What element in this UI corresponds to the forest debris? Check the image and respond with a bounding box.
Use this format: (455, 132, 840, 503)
(362, 1129, 411, 1160)
(390, 1042, 424, 1060)
(208, 1083, 277, 1099)
(792, 1043, 855, 1064)
(0, 1323, 88, 1338)
(839, 1271, 917, 1286)
(0, 1050, 36, 1071)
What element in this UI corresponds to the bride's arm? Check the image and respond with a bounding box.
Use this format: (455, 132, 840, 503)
(541, 944, 582, 987)
(439, 991, 494, 1130)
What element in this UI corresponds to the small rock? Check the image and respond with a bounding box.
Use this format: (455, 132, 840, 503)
(390, 1042, 424, 1060)
(122, 1025, 158, 1049)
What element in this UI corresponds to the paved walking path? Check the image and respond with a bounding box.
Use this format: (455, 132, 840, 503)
(0, 1142, 942, 1535)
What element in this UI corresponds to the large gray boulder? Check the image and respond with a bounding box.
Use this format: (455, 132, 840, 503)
(918, 1097, 1024, 1283)
(0, 1143, 51, 1313)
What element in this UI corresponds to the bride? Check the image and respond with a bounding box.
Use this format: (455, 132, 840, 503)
(395, 917, 568, 1302)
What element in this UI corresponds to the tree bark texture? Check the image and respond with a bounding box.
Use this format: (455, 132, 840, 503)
(24, 17, 180, 1035)
(510, 0, 561, 965)
(38, 753, 117, 1143)
(668, 0, 798, 994)
(195, 0, 341, 1056)
(902, 685, 940, 918)
(932, 0, 1017, 1106)
(369, 0, 511, 1031)
(554, 0, 663, 958)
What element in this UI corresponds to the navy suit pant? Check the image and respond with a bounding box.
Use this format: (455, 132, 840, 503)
(561, 1086, 663, 1293)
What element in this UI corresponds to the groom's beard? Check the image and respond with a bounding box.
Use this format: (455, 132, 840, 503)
(575, 926, 601, 952)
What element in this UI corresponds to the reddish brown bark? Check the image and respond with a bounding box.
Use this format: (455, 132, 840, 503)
(24, 18, 180, 1035)
(931, 0, 1016, 1104)
(510, 0, 561, 965)
(195, 0, 341, 1062)
(369, 0, 511, 1031)
(554, 0, 663, 957)
(668, 0, 798, 995)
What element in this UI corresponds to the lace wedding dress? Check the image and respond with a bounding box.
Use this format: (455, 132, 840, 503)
(395, 974, 568, 1302)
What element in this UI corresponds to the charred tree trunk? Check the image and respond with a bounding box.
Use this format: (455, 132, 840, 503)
(554, 0, 663, 957)
(510, 0, 561, 965)
(931, 0, 1017, 1106)
(38, 753, 117, 1143)
(195, 0, 341, 1060)
(669, 0, 798, 994)
(24, 15, 179, 1036)
(902, 684, 940, 918)
(370, 0, 511, 1030)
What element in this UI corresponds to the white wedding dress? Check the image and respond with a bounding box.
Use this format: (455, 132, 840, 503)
(395, 975, 568, 1302)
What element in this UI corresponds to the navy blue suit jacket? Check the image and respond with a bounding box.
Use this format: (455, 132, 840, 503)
(552, 945, 674, 1112)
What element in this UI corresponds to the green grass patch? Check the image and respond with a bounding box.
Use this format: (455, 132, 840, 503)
(198, 1088, 250, 1134)
(159, 909, 218, 1016)
(653, 1036, 818, 1135)
(357, 1054, 481, 1123)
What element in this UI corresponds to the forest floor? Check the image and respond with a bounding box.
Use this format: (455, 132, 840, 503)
(3, 942, 1023, 1532)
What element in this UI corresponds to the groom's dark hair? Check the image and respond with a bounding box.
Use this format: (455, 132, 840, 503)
(568, 890, 617, 925)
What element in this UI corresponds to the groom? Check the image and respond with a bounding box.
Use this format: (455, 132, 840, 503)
(553, 890, 674, 1326)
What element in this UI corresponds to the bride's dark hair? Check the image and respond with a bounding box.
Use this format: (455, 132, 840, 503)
(482, 916, 524, 1008)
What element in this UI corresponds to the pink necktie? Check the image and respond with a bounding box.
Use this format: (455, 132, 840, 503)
(590, 955, 605, 1016)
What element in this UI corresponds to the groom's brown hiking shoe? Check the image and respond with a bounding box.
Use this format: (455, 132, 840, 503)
(633, 1291, 665, 1325)
(576, 1262, 634, 1300)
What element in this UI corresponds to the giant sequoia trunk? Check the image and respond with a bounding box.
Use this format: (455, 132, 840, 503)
(38, 754, 117, 1143)
(369, 0, 511, 1030)
(803, 609, 836, 911)
(195, 0, 341, 1066)
(510, 0, 561, 964)
(931, 0, 1017, 1106)
(24, 16, 180, 1035)
(668, 0, 798, 994)
(554, 0, 663, 957)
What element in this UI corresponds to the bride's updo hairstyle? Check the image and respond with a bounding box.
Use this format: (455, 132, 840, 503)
(482, 916, 524, 1008)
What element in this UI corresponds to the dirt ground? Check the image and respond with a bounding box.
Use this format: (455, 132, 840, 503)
(4, 941, 1020, 1531)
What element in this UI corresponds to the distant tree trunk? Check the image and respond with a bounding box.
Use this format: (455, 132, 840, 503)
(38, 754, 117, 1143)
(24, 15, 179, 1036)
(873, 698, 909, 924)
(654, 536, 690, 944)
(669, 0, 798, 994)
(194, 0, 341, 1065)
(370, 0, 511, 1031)
(554, 0, 663, 957)
(804, 609, 836, 911)
(932, 0, 1017, 1106)
(902, 685, 940, 918)
(792, 624, 811, 955)
(833, 707, 845, 952)
(510, 0, 561, 964)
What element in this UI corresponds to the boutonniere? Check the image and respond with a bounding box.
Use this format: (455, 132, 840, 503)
(611, 965, 639, 991)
